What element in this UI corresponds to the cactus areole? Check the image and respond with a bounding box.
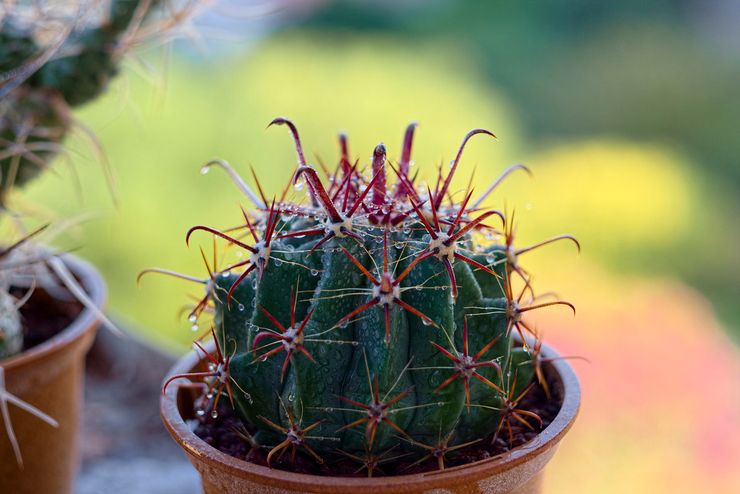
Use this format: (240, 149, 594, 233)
(157, 118, 580, 474)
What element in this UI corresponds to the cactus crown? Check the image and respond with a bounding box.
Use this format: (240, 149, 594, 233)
(153, 118, 580, 474)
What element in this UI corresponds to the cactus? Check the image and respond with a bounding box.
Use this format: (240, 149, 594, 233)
(0, 0, 181, 361)
(0, 291, 22, 359)
(0, 0, 165, 204)
(154, 118, 579, 471)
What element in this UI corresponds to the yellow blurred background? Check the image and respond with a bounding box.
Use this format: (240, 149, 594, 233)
(16, 3, 740, 492)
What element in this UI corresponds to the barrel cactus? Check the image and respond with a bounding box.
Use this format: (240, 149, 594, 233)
(156, 118, 579, 472)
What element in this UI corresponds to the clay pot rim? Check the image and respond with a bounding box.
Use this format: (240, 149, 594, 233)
(161, 339, 580, 489)
(0, 253, 107, 370)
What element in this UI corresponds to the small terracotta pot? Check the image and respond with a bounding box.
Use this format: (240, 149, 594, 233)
(0, 255, 106, 494)
(161, 341, 580, 494)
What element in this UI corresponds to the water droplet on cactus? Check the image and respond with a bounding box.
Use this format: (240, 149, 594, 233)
(188, 314, 197, 323)
(191, 323, 199, 331)
(237, 304, 245, 311)
(274, 259, 283, 266)
(200, 166, 210, 175)
(211, 410, 219, 419)
(310, 269, 319, 276)
(206, 393, 213, 400)
(221, 272, 231, 278)
(196, 409, 205, 417)
(422, 318, 433, 326)
(295, 182, 304, 191)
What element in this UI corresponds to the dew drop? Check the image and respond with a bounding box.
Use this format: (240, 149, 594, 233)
(422, 318, 433, 326)
(274, 259, 283, 266)
(237, 304, 245, 311)
(188, 314, 197, 323)
(196, 409, 205, 417)
(310, 269, 319, 276)
(191, 323, 199, 332)
(211, 410, 219, 419)
(200, 166, 210, 175)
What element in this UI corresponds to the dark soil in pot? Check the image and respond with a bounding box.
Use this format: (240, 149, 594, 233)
(191, 366, 561, 478)
(13, 285, 83, 352)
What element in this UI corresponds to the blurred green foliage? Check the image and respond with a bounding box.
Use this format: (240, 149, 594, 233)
(304, 1, 740, 183)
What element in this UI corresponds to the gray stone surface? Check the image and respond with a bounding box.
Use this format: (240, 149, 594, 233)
(76, 326, 201, 494)
(77, 458, 200, 494)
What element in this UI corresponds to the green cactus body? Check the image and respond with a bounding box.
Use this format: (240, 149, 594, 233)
(170, 120, 578, 468)
(399, 253, 463, 446)
(453, 298, 509, 444)
(339, 232, 415, 453)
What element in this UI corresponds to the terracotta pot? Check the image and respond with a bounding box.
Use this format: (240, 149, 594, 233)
(0, 254, 106, 494)
(161, 340, 580, 494)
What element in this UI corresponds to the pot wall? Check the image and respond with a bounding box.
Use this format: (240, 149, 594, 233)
(0, 255, 106, 494)
(161, 341, 580, 494)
